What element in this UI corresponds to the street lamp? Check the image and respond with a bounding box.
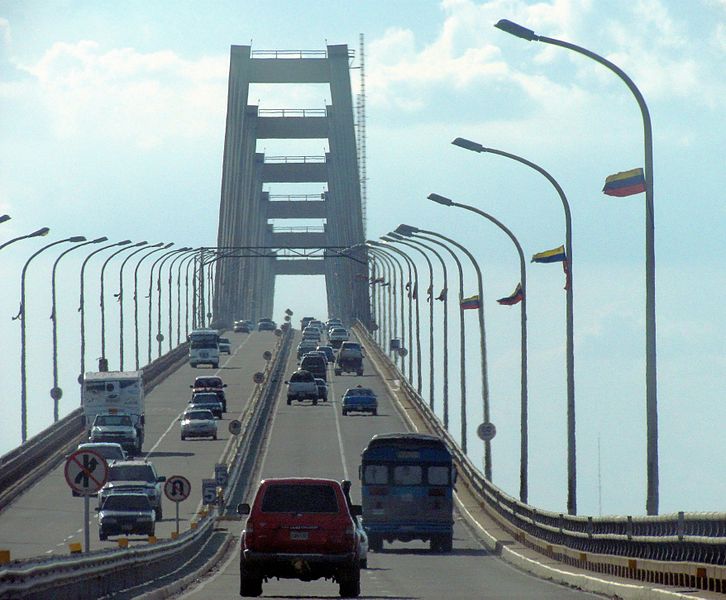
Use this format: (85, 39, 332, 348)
(156, 247, 191, 358)
(0, 227, 50, 252)
(169, 248, 198, 351)
(395, 228, 451, 426)
(147, 245, 177, 364)
(16, 235, 86, 442)
(0, 215, 10, 224)
(388, 232, 436, 412)
(452, 136, 574, 507)
(79, 240, 134, 383)
(495, 18, 658, 515)
(118, 243, 155, 371)
(133, 243, 170, 369)
(50, 236, 107, 422)
(429, 193, 530, 503)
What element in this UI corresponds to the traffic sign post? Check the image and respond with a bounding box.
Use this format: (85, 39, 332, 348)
(164, 475, 191, 535)
(202, 479, 217, 505)
(65, 449, 109, 553)
(253, 372, 265, 384)
(228, 420, 242, 435)
(477, 422, 497, 442)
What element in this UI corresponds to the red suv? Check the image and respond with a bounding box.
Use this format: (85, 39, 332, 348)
(238, 477, 361, 598)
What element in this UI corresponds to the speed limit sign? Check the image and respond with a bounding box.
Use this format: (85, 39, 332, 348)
(202, 479, 217, 505)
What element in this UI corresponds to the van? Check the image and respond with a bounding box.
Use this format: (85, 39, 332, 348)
(300, 354, 327, 381)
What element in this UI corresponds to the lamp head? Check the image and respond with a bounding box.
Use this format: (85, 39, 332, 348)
(162, 242, 174, 249)
(379, 236, 395, 243)
(452, 137, 484, 153)
(129, 240, 144, 246)
(69, 236, 87, 243)
(428, 193, 454, 206)
(494, 19, 538, 41)
(31, 227, 50, 238)
(92, 237, 108, 243)
(149, 242, 164, 248)
(394, 224, 419, 237)
(0, 215, 10, 224)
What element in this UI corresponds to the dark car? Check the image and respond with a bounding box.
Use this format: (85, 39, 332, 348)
(191, 376, 227, 412)
(234, 320, 251, 333)
(190, 392, 224, 418)
(315, 378, 328, 402)
(238, 478, 361, 598)
(317, 345, 336, 363)
(98, 492, 155, 540)
(300, 354, 327, 381)
(258, 319, 276, 331)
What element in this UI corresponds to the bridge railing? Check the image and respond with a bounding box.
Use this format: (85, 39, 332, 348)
(354, 322, 726, 593)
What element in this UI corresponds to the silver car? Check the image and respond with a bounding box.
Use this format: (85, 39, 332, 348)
(180, 409, 218, 440)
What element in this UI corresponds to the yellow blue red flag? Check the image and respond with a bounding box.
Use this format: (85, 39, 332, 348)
(602, 168, 646, 197)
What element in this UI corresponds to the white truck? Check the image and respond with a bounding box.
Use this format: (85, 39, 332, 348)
(188, 329, 220, 368)
(82, 371, 145, 455)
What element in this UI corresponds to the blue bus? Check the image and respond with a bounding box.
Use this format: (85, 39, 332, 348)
(359, 433, 455, 552)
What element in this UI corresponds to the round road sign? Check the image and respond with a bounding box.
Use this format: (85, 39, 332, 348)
(262, 350, 272, 361)
(253, 372, 265, 384)
(285, 308, 293, 316)
(50, 387, 63, 401)
(284, 315, 291, 322)
(228, 420, 242, 435)
(398, 347, 408, 357)
(65, 449, 109, 495)
(164, 475, 192, 502)
(274, 328, 282, 337)
(477, 422, 497, 442)
(156, 333, 164, 342)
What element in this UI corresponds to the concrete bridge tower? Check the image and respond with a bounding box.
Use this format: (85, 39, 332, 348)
(214, 44, 370, 327)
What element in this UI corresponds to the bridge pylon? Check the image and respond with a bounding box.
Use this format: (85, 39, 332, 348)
(214, 45, 370, 327)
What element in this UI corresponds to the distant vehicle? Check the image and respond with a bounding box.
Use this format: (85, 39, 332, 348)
(297, 339, 318, 360)
(237, 477, 362, 598)
(336, 342, 364, 376)
(300, 354, 327, 381)
(355, 515, 369, 568)
(82, 370, 145, 455)
(76, 442, 127, 463)
(300, 316, 316, 330)
(302, 327, 322, 343)
(315, 378, 328, 402)
(341, 386, 377, 416)
(188, 329, 220, 368)
(88, 413, 140, 455)
(97, 492, 155, 541)
(316, 345, 336, 363)
(98, 460, 166, 520)
(190, 376, 227, 412)
(257, 319, 276, 331)
(328, 328, 350, 349)
(180, 408, 218, 440)
(219, 337, 231, 354)
(327, 318, 343, 329)
(360, 433, 455, 553)
(189, 392, 223, 418)
(233, 320, 251, 333)
(285, 369, 319, 405)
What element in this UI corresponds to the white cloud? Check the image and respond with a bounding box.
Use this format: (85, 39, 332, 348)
(15, 41, 229, 148)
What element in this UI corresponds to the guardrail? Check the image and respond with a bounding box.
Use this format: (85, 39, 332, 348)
(0, 342, 190, 514)
(353, 322, 726, 594)
(0, 332, 294, 599)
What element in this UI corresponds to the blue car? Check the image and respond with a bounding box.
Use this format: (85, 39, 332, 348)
(341, 386, 378, 416)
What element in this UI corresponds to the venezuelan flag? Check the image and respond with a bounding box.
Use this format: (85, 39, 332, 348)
(497, 283, 523, 306)
(602, 168, 646, 197)
(460, 295, 481, 310)
(531, 245, 566, 263)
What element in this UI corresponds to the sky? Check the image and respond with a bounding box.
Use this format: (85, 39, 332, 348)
(1, 0, 724, 518)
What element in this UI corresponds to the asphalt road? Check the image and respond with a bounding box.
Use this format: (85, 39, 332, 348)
(179, 333, 602, 600)
(0, 331, 276, 560)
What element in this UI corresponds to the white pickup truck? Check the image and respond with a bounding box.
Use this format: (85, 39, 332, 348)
(285, 370, 319, 406)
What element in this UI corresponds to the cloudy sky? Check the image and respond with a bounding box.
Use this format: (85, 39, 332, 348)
(1, 0, 724, 517)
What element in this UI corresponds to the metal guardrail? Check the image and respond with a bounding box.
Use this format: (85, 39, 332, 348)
(353, 322, 726, 593)
(258, 108, 327, 118)
(0, 332, 294, 599)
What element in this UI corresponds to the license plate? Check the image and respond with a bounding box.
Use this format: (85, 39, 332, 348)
(290, 531, 309, 540)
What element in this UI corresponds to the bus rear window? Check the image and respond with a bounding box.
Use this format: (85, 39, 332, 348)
(363, 465, 388, 484)
(393, 465, 422, 485)
(428, 466, 449, 485)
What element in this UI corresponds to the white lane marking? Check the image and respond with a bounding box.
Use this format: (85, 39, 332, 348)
(328, 367, 349, 481)
(144, 333, 254, 457)
(178, 538, 241, 597)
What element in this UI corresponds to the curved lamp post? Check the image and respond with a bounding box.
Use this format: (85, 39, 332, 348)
(169, 248, 198, 351)
(118, 243, 155, 370)
(0, 227, 50, 252)
(429, 193, 530, 502)
(495, 18, 657, 515)
(50, 236, 107, 421)
(16, 235, 86, 442)
(154, 247, 190, 358)
(133, 243, 168, 369)
(452, 136, 574, 509)
(380, 236, 423, 396)
(395, 229, 451, 426)
(388, 233, 436, 411)
(79, 240, 134, 383)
